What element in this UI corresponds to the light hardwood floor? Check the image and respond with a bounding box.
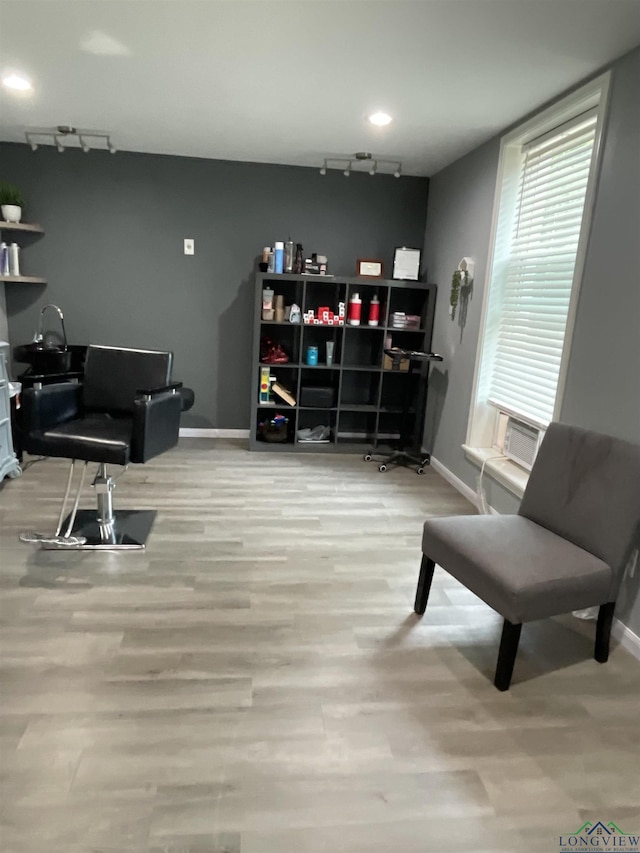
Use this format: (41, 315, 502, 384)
(1, 439, 639, 853)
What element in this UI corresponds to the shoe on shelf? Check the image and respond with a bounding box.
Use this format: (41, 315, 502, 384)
(260, 338, 290, 364)
(297, 425, 331, 443)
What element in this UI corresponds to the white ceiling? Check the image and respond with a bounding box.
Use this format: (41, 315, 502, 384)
(1, 0, 639, 177)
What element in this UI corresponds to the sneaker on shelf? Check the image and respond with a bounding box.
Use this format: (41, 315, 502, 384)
(260, 338, 290, 364)
(297, 425, 331, 443)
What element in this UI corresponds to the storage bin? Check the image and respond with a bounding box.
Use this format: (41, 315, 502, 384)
(299, 386, 335, 407)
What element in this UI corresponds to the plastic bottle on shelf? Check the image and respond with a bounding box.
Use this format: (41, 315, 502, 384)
(8, 243, 20, 276)
(274, 241, 284, 274)
(368, 293, 380, 326)
(347, 292, 362, 326)
(284, 239, 295, 273)
(0, 243, 9, 276)
(294, 243, 304, 274)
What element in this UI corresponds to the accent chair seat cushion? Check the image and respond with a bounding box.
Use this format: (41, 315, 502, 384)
(422, 514, 612, 624)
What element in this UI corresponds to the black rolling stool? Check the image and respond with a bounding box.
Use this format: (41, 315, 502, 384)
(365, 348, 443, 474)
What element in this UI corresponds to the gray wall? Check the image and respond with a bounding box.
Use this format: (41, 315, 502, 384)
(0, 144, 428, 428)
(422, 46, 640, 634)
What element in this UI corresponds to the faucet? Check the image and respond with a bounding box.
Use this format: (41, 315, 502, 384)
(34, 304, 68, 349)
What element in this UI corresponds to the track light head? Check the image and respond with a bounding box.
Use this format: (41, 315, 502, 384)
(30, 142, 38, 152)
(319, 162, 327, 176)
(56, 142, 65, 153)
(369, 161, 377, 176)
(108, 143, 117, 154)
(393, 166, 401, 178)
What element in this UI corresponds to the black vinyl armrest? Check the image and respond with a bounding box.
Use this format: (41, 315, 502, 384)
(20, 383, 82, 433)
(131, 390, 182, 463)
(136, 382, 183, 397)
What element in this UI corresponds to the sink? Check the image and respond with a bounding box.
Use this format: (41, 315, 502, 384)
(13, 343, 87, 375)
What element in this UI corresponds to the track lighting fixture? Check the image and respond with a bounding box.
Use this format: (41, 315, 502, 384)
(25, 126, 117, 154)
(319, 153, 402, 178)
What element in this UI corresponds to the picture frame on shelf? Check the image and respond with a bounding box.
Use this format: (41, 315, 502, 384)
(356, 258, 384, 278)
(393, 247, 422, 281)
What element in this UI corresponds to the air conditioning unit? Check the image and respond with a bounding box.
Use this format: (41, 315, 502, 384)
(503, 416, 542, 471)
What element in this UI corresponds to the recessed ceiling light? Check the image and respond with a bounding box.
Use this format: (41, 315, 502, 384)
(368, 112, 392, 127)
(2, 73, 32, 91)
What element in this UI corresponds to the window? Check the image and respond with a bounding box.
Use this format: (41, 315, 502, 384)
(465, 75, 609, 493)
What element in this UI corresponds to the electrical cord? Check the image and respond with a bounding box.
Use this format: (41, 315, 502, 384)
(20, 456, 48, 471)
(476, 454, 508, 514)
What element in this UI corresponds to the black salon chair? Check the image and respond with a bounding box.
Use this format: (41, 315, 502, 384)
(19, 344, 191, 550)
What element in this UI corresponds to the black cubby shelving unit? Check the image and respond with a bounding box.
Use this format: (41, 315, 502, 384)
(250, 273, 437, 453)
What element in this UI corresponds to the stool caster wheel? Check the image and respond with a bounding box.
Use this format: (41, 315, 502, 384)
(379, 464, 387, 472)
(416, 467, 425, 475)
(364, 454, 372, 462)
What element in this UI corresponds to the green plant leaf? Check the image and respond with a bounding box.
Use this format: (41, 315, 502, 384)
(0, 181, 24, 207)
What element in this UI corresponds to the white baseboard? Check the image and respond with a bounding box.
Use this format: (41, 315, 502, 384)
(613, 618, 640, 661)
(429, 455, 480, 510)
(179, 428, 249, 439)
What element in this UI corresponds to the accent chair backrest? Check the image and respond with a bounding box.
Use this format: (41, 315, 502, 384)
(83, 345, 173, 414)
(519, 422, 640, 580)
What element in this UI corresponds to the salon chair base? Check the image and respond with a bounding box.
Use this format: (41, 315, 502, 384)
(41, 509, 156, 550)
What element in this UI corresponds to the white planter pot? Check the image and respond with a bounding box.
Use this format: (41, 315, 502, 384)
(1, 205, 22, 223)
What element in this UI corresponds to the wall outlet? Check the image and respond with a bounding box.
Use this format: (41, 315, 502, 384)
(184, 238, 194, 255)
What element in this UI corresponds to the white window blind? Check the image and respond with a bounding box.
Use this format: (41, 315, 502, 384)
(486, 110, 598, 427)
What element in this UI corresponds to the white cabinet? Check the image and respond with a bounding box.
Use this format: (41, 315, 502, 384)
(0, 346, 21, 480)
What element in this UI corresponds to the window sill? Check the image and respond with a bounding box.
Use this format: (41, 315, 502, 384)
(462, 444, 529, 499)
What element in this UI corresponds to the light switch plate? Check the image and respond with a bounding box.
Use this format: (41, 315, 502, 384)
(184, 238, 194, 255)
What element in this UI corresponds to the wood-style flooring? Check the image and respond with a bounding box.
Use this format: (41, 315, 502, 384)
(1, 439, 639, 853)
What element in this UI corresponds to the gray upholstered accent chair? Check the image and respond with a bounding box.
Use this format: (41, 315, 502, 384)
(415, 423, 640, 691)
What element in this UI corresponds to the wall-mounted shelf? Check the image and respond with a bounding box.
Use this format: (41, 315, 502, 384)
(0, 221, 44, 234)
(0, 221, 46, 283)
(0, 275, 47, 284)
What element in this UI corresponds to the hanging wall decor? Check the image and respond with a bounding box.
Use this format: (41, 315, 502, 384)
(450, 257, 474, 320)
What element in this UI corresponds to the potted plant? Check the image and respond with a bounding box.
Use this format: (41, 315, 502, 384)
(0, 182, 24, 223)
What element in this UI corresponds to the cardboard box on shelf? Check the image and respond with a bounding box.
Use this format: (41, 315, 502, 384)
(383, 354, 410, 372)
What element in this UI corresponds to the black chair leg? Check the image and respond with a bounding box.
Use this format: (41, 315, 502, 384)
(414, 556, 435, 615)
(595, 601, 616, 663)
(494, 619, 522, 691)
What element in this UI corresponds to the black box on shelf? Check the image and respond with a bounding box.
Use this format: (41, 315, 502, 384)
(299, 386, 335, 407)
